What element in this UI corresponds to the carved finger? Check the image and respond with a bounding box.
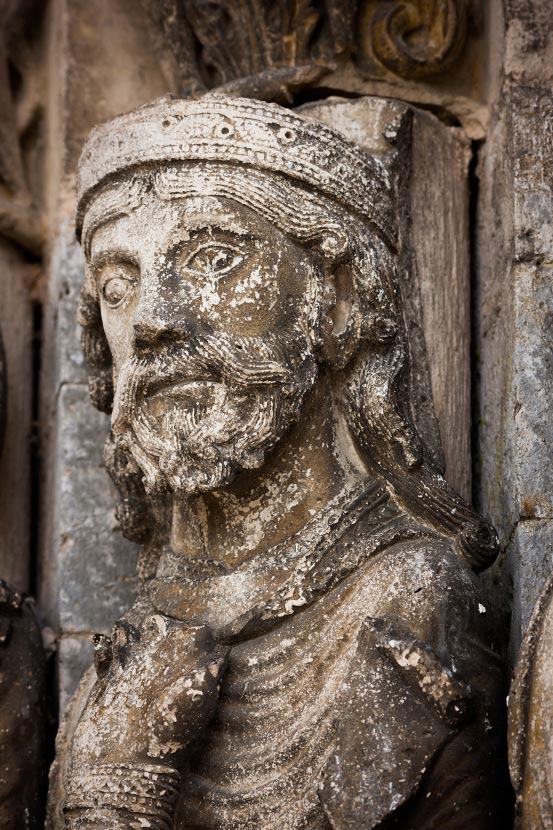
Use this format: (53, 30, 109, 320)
(92, 633, 113, 678)
(111, 619, 140, 669)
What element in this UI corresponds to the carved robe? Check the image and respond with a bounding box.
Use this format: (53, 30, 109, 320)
(51, 480, 504, 829)
(145, 479, 503, 830)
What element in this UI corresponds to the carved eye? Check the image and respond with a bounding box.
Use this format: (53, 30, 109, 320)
(99, 265, 138, 308)
(184, 243, 244, 279)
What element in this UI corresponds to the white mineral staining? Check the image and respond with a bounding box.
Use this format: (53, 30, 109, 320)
(198, 276, 221, 314)
(395, 647, 421, 668)
(284, 595, 307, 614)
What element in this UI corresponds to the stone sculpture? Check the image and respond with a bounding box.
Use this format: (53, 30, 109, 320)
(50, 94, 504, 829)
(509, 572, 553, 829)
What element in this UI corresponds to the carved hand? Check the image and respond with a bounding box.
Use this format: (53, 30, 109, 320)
(73, 615, 227, 765)
(64, 616, 228, 828)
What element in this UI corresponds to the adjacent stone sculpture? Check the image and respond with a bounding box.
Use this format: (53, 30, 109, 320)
(0, 331, 47, 829)
(0, 578, 47, 829)
(509, 573, 553, 829)
(50, 94, 504, 829)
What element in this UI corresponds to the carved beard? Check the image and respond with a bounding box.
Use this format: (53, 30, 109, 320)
(111, 327, 318, 495)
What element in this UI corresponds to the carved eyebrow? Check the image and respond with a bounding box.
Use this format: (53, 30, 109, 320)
(83, 203, 140, 260)
(88, 247, 140, 274)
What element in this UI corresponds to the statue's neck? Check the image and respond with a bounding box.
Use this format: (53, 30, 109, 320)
(169, 376, 369, 571)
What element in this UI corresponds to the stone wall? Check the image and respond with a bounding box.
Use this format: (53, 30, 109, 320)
(475, 0, 553, 657)
(38, 0, 170, 706)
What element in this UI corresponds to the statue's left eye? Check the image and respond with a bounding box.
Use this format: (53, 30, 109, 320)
(184, 244, 244, 279)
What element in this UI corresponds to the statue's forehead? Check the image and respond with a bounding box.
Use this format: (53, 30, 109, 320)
(81, 160, 353, 263)
(88, 193, 266, 258)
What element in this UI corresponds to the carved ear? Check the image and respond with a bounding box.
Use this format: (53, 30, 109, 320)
(318, 257, 362, 369)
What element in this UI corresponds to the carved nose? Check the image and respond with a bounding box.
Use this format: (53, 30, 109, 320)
(133, 315, 169, 345)
(132, 313, 194, 348)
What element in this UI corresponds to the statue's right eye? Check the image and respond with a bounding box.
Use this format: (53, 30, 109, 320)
(102, 276, 134, 307)
(98, 263, 138, 308)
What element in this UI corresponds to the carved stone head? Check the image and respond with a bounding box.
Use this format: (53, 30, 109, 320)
(76, 94, 497, 570)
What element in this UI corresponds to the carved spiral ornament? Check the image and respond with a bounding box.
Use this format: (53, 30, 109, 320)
(370, 0, 468, 79)
(457, 517, 499, 572)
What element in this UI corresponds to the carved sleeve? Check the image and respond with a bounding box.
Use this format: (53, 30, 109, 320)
(319, 542, 504, 830)
(319, 614, 458, 829)
(60, 616, 228, 830)
(63, 763, 180, 830)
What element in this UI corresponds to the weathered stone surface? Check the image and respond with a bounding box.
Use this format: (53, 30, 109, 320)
(512, 264, 553, 520)
(475, 6, 553, 652)
(508, 520, 553, 653)
(475, 103, 517, 545)
(44, 226, 89, 392)
(40, 382, 139, 636)
(504, 0, 553, 85)
(511, 86, 553, 264)
(478, 260, 553, 543)
(410, 111, 472, 499)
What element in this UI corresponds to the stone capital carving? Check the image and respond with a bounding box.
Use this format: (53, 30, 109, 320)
(368, 0, 468, 79)
(141, 0, 358, 100)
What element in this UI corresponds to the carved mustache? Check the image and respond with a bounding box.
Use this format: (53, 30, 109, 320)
(112, 328, 315, 429)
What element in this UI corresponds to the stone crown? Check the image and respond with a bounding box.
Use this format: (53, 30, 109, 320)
(76, 94, 398, 247)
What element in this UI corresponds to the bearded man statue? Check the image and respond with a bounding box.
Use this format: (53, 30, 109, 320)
(48, 95, 505, 830)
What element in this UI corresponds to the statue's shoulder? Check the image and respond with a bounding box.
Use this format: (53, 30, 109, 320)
(354, 533, 486, 633)
(319, 537, 503, 830)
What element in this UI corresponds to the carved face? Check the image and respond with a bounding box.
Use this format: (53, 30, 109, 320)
(87, 192, 321, 494)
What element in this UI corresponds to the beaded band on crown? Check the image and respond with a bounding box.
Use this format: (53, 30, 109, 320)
(76, 94, 398, 248)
